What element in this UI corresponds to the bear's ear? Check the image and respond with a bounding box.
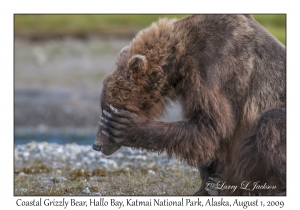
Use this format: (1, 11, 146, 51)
(119, 46, 130, 57)
(126, 54, 148, 82)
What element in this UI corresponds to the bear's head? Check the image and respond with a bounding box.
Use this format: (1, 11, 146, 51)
(95, 46, 172, 155)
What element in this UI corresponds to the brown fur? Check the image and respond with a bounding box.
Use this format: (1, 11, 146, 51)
(96, 15, 286, 195)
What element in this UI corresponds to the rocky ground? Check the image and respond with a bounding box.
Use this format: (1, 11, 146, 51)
(15, 142, 190, 173)
(14, 142, 199, 196)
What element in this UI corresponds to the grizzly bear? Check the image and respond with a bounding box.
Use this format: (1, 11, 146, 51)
(93, 14, 286, 196)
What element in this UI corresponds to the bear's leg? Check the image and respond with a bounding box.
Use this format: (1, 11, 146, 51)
(255, 108, 286, 193)
(194, 166, 211, 195)
(194, 163, 221, 196)
(211, 108, 286, 196)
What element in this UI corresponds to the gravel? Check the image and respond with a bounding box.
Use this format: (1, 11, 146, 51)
(14, 142, 193, 172)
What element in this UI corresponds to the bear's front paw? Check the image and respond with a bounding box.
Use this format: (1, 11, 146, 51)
(100, 105, 141, 145)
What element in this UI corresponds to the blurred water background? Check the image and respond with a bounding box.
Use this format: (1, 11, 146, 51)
(14, 14, 286, 145)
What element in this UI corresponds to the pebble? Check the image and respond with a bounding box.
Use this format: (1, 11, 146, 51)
(52, 176, 69, 183)
(82, 187, 90, 194)
(148, 170, 156, 175)
(18, 172, 27, 177)
(19, 188, 28, 195)
(14, 142, 192, 173)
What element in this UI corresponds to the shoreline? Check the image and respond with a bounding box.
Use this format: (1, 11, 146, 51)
(14, 142, 198, 196)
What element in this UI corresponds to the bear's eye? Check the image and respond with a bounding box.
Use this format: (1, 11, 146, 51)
(141, 102, 148, 110)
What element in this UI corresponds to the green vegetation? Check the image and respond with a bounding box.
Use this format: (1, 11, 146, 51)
(14, 15, 186, 38)
(14, 14, 285, 44)
(254, 14, 286, 44)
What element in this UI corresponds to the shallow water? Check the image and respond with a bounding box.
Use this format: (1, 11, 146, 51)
(14, 132, 95, 145)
